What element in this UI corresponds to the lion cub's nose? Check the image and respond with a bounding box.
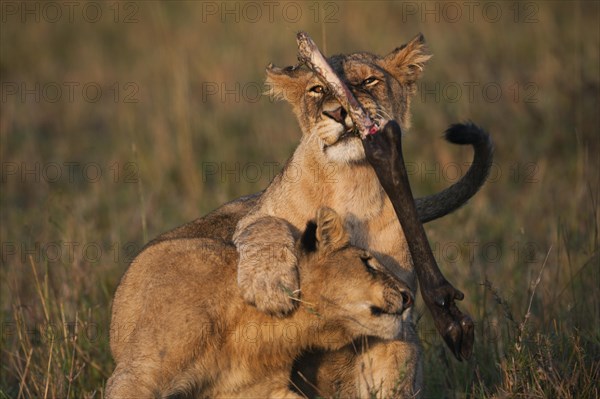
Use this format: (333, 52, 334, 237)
(323, 106, 348, 125)
(400, 289, 414, 312)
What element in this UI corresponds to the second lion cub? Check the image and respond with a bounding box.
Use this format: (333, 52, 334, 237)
(107, 207, 413, 398)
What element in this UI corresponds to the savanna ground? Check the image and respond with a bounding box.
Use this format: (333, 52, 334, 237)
(1, 1, 599, 398)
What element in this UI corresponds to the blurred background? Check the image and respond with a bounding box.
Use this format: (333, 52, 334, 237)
(1, 1, 598, 397)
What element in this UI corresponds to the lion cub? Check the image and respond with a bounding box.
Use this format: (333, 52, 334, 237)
(106, 207, 413, 398)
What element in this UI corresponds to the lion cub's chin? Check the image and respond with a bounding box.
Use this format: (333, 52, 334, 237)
(324, 136, 366, 163)
(378, 315, 411, 341)
(372, 311, 414, 341)
(346, 305, 412, 342)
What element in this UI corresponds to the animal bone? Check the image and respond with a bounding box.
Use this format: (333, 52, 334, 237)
(297, 31, 475, 360)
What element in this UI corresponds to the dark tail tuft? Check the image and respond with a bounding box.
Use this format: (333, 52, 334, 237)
(444, 122, 490, 146)
(416, 121, 494, 223)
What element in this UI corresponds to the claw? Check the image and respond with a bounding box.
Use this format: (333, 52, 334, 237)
(443, 322, 462, 360)
(425, 287, 475, 361)
(454, 290, 465, 301)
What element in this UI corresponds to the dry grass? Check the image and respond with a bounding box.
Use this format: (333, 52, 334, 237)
(1, 1, 599, 398)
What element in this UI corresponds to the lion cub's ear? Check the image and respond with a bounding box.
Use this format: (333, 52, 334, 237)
(265, 63, 311, 104)
(380, 33, 432, 85)
(315, 207, 349, 255)
(298, 208, 349, 255)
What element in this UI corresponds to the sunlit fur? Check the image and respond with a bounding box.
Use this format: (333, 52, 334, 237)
(106, 208, 413, 398)
(234, 34, 432, 398)
(265, 34, 431, 164)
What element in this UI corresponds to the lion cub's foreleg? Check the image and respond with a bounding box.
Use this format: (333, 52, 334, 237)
(292, 327, 423, 398)
(105, 363, 162, 399)
(234, 216, 300, 316)
(219, 371, 305, 399)
(352, 337, 423, 398)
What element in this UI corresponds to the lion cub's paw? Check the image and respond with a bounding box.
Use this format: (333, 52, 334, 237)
(237, 243, 300, 317)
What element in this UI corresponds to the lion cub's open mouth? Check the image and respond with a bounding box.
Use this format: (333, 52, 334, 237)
(334, 116, 381, 146)
(370, 306, 403, 317)
(322, 127, 360, 150)
(338, 128, 360, 141)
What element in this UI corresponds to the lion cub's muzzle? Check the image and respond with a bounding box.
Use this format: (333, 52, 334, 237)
(322, 106, 358, 137)
(322, 106, 347, 125)
(370, 276, 414, 317)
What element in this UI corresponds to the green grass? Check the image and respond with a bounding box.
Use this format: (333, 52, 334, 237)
(1, 1, 599, 397)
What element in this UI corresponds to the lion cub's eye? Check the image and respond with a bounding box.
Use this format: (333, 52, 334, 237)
(309, 85, 325, 94)
(360, 253, 377, 275)
(362, 77, 379, 87)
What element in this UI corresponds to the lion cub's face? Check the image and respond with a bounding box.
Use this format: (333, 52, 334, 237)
(267, 34, 431, 163)
(300, 208, 413, 341)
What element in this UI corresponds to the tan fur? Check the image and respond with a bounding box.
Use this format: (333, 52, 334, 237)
(230, 34, 432, 397)
(106, 208, 413, 398)
(125, 34, 490, 398)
